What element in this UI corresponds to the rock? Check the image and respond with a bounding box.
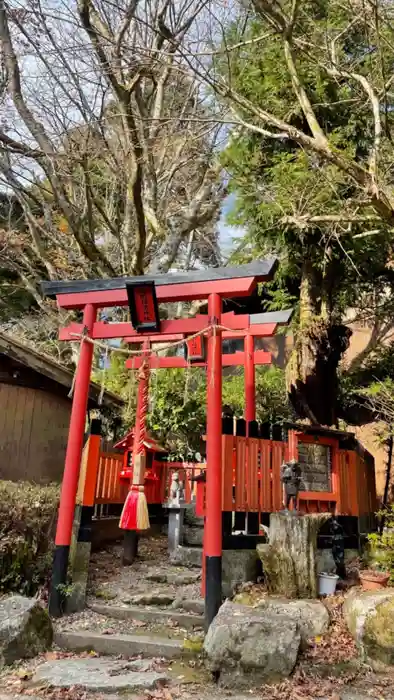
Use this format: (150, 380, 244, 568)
(255, 597, 329, 643)
(343, 588, 394, 666)
(127, 592, 175, 606)
(145, 570, 200, 585)
(0, 596, 53, 667)
(145, 572, 168, 583)
(339, 693, 393, 700)
(184, 503, 204, 528)
(170, 545, 202, 568)
(167, 572, 201, 586)
(184, 525, 204, 546)
(172, 596, 205, 614)
(222, 549, 258, 598)
(204, 600, 300, 686)
(34, 657, 168, 691)
(0, 696, 44, 700)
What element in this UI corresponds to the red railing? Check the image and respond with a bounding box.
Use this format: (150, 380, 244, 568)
(95, 452, 126, 504)
(91, 433, 376, 519)
(196, 433, 377, 517)
(93, 453, 205, 506)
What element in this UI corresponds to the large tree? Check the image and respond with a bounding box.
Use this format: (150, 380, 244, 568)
(0, 0, 225, 345)
(183, 0, 394, 425)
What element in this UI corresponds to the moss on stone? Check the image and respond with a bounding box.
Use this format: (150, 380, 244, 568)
(364, 597, 394, 665)
(232, 592, 254, 606)
(182, 637, 204, 653)
(93, 588, 117, 601)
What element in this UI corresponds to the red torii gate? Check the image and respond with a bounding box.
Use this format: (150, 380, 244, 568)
(42, 259, 280, 626)
(124, 308, 292, 423)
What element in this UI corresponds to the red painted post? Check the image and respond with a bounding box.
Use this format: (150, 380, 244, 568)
(49, 303, 96, 617)
(204, 292, 223, 628)
(245, 333, 256, 424)
(122, 340, 150, 565)
(132, 340, 150, 464)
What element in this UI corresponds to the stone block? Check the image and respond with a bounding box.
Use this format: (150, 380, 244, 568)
(344, 588, 394, 666)
(184, 525, 204, 546)
(34, 657, 168, 691)
(0, 596, 52, 667)
(170, 545, 202, 568)
(255, 597, 329, 643)
(222, 549, 258, 597)
(204, 600, 300, 686)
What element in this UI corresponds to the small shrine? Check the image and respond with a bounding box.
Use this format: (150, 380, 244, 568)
(114, 428, 168, 504)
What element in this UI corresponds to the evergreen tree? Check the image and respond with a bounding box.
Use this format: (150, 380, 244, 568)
(217, 9, 394, 425)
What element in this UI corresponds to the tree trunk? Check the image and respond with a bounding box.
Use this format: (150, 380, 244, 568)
(257, 512, 331, 598)
(286, 258, 352, 426)
(380, 431, 393, 535)
(286, 319, 351, 426)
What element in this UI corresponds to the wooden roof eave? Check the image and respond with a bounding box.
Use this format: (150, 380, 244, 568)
(0, 332, 123, 409)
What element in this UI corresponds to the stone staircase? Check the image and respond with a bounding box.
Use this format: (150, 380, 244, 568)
(54, 563, 205, 662)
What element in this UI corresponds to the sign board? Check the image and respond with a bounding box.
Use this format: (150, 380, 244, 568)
(185, 335, 206, 363)
(126, 281, 160, 332)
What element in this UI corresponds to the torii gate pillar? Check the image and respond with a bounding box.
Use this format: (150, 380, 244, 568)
(49, 303, 96, 618)
(205, 293, 223, 627)
(245, 332, 256, 423)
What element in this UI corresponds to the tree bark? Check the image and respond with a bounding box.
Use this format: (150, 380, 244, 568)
(380, 432, 393, 535)
(258, 512, 331, 598)
(285, 258, 352, 426)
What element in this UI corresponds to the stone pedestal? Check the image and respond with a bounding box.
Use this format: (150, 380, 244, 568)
(167, 504, 186, 554)
(258, 512, 331, 598)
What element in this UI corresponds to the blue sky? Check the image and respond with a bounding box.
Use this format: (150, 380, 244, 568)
(218, 194, 244, 259)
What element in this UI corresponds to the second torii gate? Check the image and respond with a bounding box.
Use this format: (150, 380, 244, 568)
(42, 259, 284, 627)
(124, 308, 292, 425)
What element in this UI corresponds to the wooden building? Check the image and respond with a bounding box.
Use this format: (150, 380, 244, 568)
(0, 332, 122, 483)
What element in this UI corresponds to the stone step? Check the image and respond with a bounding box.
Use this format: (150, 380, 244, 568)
(122, 592, 175, 606)
(54, 630, 197, 659)
(145, 570, 201, 585)
(170, 545, 202, 568)
(90, 603, 204, 629)
(33, 657, 168, 693)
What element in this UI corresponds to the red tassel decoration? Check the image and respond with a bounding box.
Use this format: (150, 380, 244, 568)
(119, 486, 139, 530)
(119, 346, 151, 533)
(120, 485, 150, 531)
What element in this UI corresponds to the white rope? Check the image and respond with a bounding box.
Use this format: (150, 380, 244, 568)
(98, 345, 109, 405)
(69, 323, 238, 359)
(183, 360, 191, 406)
(67, 323, 238, 400)
(67, 336, 85, 398)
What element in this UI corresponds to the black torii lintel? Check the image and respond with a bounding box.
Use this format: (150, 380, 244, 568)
(41, 259, 278, 298)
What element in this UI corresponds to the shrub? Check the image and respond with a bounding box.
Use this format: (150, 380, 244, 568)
(367, 505, 394, 582)
(0, 481, 59, 595)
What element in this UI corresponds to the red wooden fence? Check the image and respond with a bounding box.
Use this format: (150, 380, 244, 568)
(95, 452, 126, 504)
(93, 453, 205, 506)
(91, 432, 377, 519)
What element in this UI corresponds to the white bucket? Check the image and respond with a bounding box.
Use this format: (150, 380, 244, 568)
(318, 572, 339, 596)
